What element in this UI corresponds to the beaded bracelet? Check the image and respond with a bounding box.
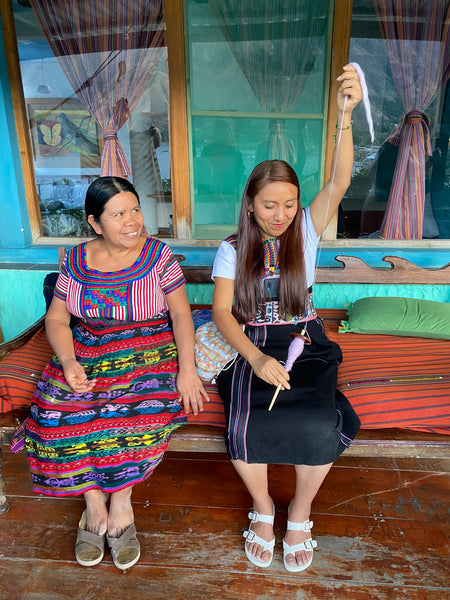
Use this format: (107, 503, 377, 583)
(333, 119, 353, 142)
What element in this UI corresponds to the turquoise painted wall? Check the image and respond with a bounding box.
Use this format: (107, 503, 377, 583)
(0, 269, 52, 340)
(0, 18, 449, 341)
(187, 280, 450, 312)
(2, 268, 449, 342)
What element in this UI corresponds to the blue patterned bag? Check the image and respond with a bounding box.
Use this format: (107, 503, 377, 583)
(194, 319, 238, 383)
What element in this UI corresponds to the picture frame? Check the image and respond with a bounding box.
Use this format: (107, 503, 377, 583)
(27, 98, 102, 167)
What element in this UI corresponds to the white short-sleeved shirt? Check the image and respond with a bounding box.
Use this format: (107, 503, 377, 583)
(212, 207, 319, 324)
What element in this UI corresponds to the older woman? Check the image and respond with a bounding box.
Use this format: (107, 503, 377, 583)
(17, 176, 208, 570)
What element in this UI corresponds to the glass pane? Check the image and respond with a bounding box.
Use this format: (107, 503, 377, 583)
(191, 116, 322, 233)
(186, 0, 330, 239)
(343, 0, 449, 240)
(13, 0, 172, 238)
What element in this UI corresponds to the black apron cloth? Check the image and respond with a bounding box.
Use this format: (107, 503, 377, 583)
(218, 318, 360, 465)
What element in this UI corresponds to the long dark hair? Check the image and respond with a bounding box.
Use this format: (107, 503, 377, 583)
(233, 160, 307, 323)
(85, 176, 140, 230)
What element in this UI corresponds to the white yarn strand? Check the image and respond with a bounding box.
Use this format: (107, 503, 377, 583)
(349, 62, 374, 143)
(313, 62, 372, 285)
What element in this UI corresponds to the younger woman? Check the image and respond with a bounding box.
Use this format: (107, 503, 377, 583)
(212, 65, 362, 572)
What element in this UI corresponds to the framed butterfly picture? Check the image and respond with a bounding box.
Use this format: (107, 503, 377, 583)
(27, 98, 101, 165)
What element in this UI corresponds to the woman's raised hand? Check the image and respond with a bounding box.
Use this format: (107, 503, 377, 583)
(336, 64, 362, 114)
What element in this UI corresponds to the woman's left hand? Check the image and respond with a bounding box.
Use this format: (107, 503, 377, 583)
(176, 365, 210, 416)
(336, 64, 362, 113)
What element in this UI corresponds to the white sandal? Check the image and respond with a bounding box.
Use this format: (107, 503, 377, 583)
(283, 518, 317, 573)
(243, 504, 275, 568)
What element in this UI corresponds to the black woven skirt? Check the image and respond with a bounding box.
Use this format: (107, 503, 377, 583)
(217, 318, 360, 465)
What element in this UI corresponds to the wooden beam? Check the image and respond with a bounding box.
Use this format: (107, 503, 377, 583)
(322, 0, 353, 241)
(0, 0, 42, 241)
(163, 0, 191, 239)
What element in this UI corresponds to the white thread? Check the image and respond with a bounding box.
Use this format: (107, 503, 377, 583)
(314, 62, 373, 284)
(317, 95, 348, 252)
(349, 62, 374, 143)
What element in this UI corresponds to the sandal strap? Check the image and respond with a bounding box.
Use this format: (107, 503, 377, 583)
(286, 519, 313, 532)
(107, 523, 139, 558)
(283, 537, 317, 554)
(243, 529, 275, 552)
(247, 509, 275, 525)
(77, 527, 105, 552)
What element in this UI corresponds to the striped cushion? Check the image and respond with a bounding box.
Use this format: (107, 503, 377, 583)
(322, 310, 450, 435)
(188, 309, 450, 435)
(1, 311, 449, 435)
(0, 327, 53, 413)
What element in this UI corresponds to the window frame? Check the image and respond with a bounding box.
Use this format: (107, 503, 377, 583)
(2, 0, 449, 249)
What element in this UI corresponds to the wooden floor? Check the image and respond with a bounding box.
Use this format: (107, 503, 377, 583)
(1, 445, 449, 600)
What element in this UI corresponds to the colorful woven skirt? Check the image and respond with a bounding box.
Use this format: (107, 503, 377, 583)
(20, 314, 187, 496)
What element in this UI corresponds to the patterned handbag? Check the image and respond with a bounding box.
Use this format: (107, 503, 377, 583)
(194, 319, 238, 383)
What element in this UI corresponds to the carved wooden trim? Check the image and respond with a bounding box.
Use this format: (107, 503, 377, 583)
(180, 255, 450, 286)
(315, 255, 450, 285)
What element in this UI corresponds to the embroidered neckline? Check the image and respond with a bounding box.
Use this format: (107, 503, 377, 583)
(80, 237, 151, 276)
(263, 238, 279, 275)
(67, 237, 164, 284)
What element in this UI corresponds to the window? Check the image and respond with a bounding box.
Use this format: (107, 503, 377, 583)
(9, 0, 175, 240)
(342, 0, 450, 242)
(4, 0, 448, 245)
(185, 0, 332, 239)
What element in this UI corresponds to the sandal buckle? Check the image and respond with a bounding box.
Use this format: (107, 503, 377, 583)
(243, 530, 256, 542)
(248, 510, 258, 522)
(303, 539, 317, 550)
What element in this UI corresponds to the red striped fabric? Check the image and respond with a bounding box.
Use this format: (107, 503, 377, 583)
(0, 328, 53, 412)
(188, 309, 450, 435)
(2, 309, 449, 435)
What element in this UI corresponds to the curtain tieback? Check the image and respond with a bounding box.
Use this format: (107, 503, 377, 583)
(389, 110, 432, 157)
(101, 128, 131, 177)
(103, 129, 119, 141)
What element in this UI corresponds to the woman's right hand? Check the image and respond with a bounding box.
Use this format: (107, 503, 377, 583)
(250, 352, 291, 390)
(61, 358, 96, 393)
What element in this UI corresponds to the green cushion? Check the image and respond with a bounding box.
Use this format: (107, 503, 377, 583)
(339, 297, 450, 339)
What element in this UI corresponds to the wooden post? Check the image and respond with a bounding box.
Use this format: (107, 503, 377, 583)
(0, 448, 9, 514)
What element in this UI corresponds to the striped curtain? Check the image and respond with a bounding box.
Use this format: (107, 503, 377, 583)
(373, 0, 450, 239)
(208, 0, 327, 164)
(30, 0, 165, 177)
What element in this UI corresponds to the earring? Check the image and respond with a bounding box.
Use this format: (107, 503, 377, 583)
(247, 211, 253, 218)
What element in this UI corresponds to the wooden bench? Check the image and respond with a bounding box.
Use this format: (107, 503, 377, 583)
(173, 255, 450, 458)
(1, 254, 449, 514)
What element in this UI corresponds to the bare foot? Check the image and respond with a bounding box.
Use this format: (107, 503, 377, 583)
(245, 500, 275, 563)
(84, 490, 109, 536)
(284, 505, 314, 569)
(108, 487, 134, 538)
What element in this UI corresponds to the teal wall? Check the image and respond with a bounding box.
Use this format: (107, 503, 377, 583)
(2, 268, 449, 342)
(0, 17, 449, 341)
